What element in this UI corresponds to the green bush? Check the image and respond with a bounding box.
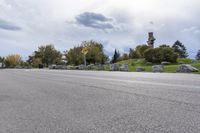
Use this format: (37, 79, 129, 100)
(177, 58, 193, 64)
(144, 47, 178, 63)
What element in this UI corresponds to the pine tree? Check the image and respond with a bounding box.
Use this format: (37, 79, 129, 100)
(111, 49, 120, 63)
(196, 50, 200, 60)
(172, 40, 188, 58)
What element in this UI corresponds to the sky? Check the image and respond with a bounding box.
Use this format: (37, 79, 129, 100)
(0, 0, 200, 59)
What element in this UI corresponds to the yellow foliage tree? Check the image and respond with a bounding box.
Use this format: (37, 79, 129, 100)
(5, 54, 22, 67)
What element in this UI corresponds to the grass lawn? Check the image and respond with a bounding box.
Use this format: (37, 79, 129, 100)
(111, 58, 200, 74)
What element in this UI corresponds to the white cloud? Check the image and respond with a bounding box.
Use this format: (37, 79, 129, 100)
(181, 26, 200, 35)
(0, 0, 200, 58)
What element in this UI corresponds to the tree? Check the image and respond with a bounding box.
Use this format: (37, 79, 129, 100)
(82, 41, 108, 64)
(196, 50, 200, 60)
(65, 45, 84, 65)
(29, 45, 62, 67)
(159, 44, 170, 48)
(0, 56, 5, 67)
(135, 45, 151, 58)
(121, 53, 129, 60)
(65, 40, 108, 65)
(172, 40, 188, 58)
(5, 54, 22, 67)
(111, 49, 120, 63)
(31, 58, 42, 68)
(144, 47, 178, 63)
(0, 56, 5, 63)
(129, 48, 140, 59)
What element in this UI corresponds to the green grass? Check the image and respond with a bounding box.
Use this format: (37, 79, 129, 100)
(192, 63, 200, 74)
(114, 58, 200, 74)
(163, 65, 179, 73)
(177, 58, 193, 64)
(116, 59, 152, 72)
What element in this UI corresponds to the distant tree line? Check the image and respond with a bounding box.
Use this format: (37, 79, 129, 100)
(0, 39, 199, 68)
(111, 40, 189, 64)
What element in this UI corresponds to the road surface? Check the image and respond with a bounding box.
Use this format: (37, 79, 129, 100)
(0, 69, 200, 133)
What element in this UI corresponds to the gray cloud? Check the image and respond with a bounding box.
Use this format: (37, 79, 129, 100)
(75, 12, 114, 29)
(0, 19, 21, 31)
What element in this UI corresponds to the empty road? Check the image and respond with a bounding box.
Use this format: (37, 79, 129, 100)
(0, 69, 200, 133)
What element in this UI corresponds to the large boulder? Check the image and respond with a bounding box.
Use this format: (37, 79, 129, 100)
(146, 62, 153, 65)
(136, 67, 145, 72)
(191, 60, 198, 64)
(161, 61, 171, 65)
(49, 64, 56, 69)
(152, 65, 164, 72)
(176, 64, 199, 73)
(38, 64, 44, 69)
(110, 64, 120, 71)
(78, 65, 86, 70)
(67, 65, 74, 70)
(87, 64, 95, 70)
(55, 65, 67, 69)
(98, 64, 105, 71)
(49, 65, 67, 69)
(120, 64, 129, 71)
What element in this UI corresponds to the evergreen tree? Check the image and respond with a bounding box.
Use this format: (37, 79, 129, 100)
(196, 50, 200, 60)
(111, 49, 120, 63)
(172, 40, 188, 58)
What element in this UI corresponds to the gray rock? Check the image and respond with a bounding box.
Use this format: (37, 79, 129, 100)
(49, 64, 56, 69)
(176, 64, 199, 73)
(67, 65, 74, 70)
(152, 65, 164, 72)
(120, 64, 129, 71)
(191, 60, 198, 64)
(161, 61, 171, 65)
(98, 64, 105, 71)
(87, 64, 95, 70)
(57, 65, 67, 69)
(146, 62, 153, 65)
(74, 66, 79, 70)
(110, 64, 120, 71)
(15, 65, 23, 69)
(49, 65, 67, 69)
(78, 65, 86, 70)
(178, 61, 184, 64)
(136, 67, 145, 72)
(23, 66, 32, 69)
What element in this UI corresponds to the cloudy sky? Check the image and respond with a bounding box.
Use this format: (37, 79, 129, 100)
(0, 0, 200, 59)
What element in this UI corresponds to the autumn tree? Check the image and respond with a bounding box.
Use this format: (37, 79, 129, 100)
(5, 54, 22, 67)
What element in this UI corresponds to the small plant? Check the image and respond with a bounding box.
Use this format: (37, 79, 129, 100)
(131, 62, 135, 66)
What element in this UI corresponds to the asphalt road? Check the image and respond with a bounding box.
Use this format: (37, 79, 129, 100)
(0, 69, 200, 133)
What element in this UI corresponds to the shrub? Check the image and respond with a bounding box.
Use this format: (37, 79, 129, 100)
(144, 47, 178, 63)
